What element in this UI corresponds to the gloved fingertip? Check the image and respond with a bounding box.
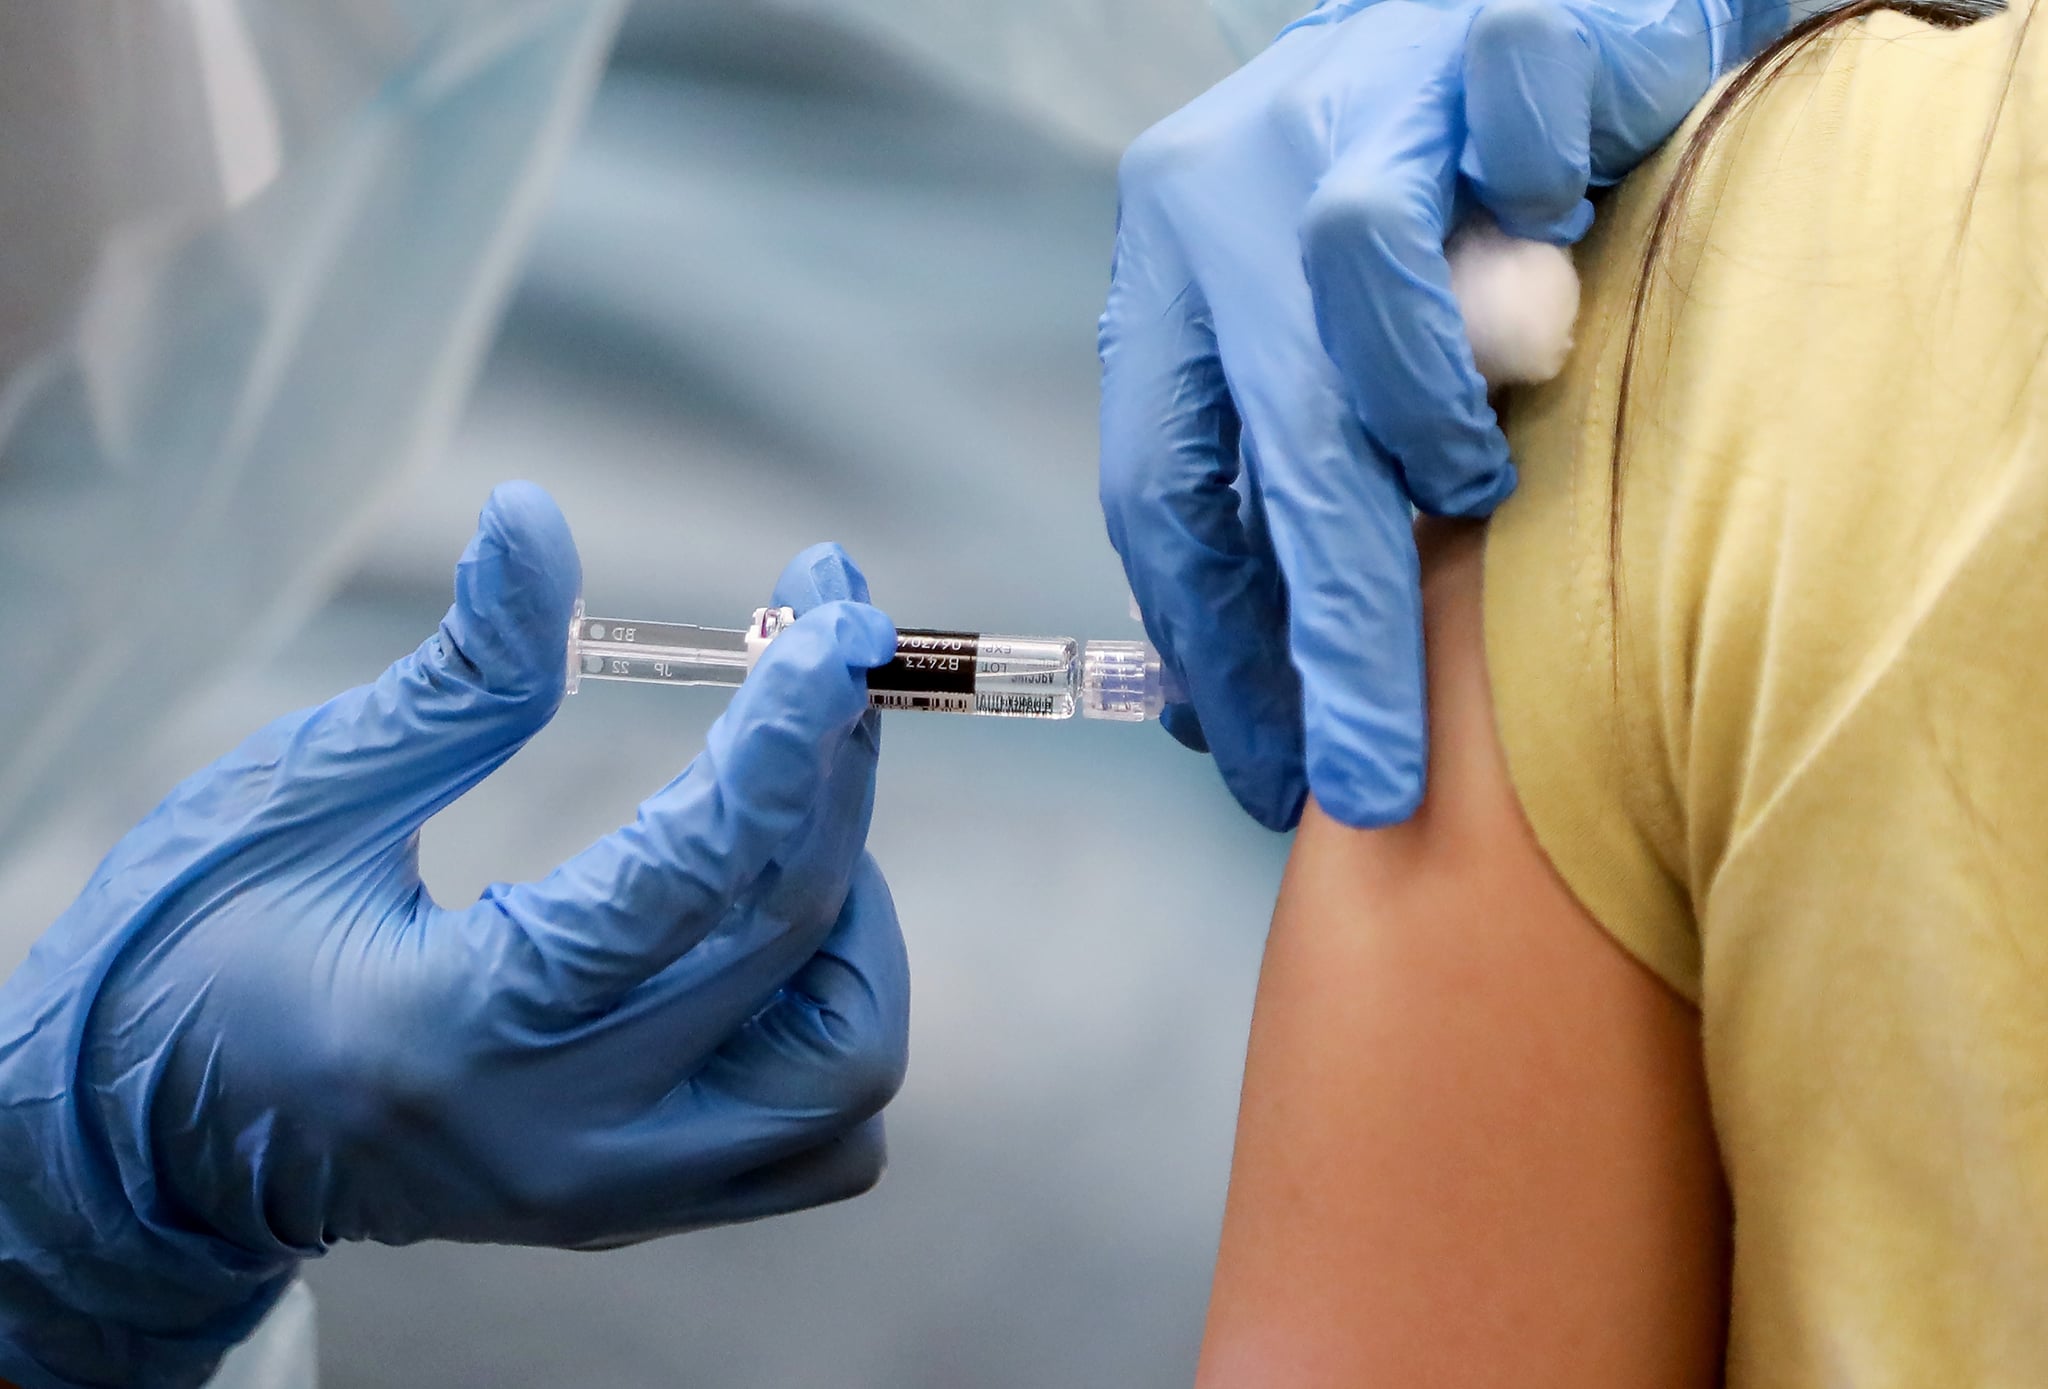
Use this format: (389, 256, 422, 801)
(1215, 736, 1308, 832)
(1250, 767, 1310, 833)
(445, 482, 581, 697)
(832, 602, 899, 670)
(750, 603, 896, 722)
(804, 1116, 892, 1207)
(477, 481, 582, 608)
(810, 545, 872, 606)
(1309, 754, 1426, 830)
(1161, 703, 1210, 753)
(1478, 195, 1595, 246)
(773, 542, 872, 612)
(1410, 452, 1519, 521)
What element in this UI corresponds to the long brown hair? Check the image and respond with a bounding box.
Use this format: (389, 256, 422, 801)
(1605, 0, 2022, 614)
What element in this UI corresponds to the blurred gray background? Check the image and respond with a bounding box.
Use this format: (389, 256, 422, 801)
(0, 2, 1302, 1383)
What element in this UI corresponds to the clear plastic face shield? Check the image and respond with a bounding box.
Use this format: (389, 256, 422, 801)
(0, 0, 623, 849)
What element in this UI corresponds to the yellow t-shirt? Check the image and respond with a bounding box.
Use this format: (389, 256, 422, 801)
(1484, 2, 2048, 1382)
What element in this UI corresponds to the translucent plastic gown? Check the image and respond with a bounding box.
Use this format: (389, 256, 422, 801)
(0, 0, 625, 852)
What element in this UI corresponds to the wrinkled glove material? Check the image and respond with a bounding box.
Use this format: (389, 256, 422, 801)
(0, 484, 909, 1389)
(1101, 0, 1782, 829)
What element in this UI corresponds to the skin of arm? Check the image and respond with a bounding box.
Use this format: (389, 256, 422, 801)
(1196, 520, 1728, 1388)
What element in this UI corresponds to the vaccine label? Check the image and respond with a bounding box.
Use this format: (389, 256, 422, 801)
(868, 629, 980, 699)
(868, 690, 976, 714)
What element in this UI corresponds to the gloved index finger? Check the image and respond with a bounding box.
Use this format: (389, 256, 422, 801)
(775, 541, 872, 613)
(487, 599, 897, 1020)
(750, 544, 885, 953)
(1299, 118, 1515, 521)
(1098, 198, 1306, 830)
(1157, 110, 1438, 827)
(1211, 274, 1433, 827)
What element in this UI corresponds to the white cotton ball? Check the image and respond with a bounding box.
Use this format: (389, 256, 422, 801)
(1446, 215, 1580, 389)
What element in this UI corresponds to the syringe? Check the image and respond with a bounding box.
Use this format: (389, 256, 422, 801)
(566, 604, 1175, 722)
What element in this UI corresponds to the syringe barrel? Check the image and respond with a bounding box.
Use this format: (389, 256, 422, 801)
(567, 605, 1173, 722)
(871, 630, 1079, 718)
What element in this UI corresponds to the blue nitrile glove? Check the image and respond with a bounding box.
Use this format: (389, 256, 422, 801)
(0, 483, 909, 1389)
(1100, 0, 1779, 829)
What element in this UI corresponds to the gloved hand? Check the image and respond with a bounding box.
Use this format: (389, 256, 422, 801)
(0, 483, 909, 1389)
(1100, 0, 1776, 829)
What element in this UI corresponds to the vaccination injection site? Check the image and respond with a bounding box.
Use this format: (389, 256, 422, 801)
(9, 0, 2048, 1384)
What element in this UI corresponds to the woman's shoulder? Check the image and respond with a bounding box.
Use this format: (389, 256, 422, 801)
(1481, 0, 2048, 995)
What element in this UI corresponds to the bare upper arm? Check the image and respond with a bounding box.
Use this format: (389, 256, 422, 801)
(1196, 520, 1727, 1388)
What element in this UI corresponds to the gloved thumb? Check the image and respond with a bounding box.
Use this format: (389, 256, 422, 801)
(435, 481, 584, 712)
(277, 481, 582, 849)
